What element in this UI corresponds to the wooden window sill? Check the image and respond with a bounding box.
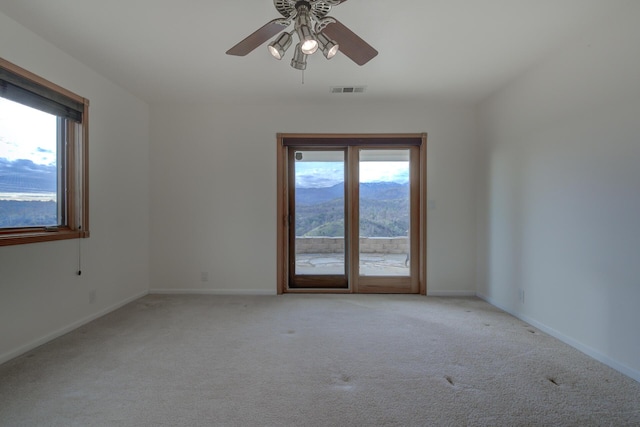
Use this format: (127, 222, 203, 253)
(0, 228, 89, 246)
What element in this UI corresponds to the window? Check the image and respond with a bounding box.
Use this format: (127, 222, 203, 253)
(0, 58, 89, 246)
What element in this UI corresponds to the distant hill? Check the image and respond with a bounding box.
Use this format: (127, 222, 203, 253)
(0, 200, 57, 227)
(295, 182, 408, 206)
(295, 182, 409, 237)
(295, 184, 344, 205)
(359, 181, 409, 201)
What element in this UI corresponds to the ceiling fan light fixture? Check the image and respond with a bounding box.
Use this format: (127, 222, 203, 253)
(294, 2, 318, 55)
(290, 43, 307, 70)
(317, 32, 339, 59)
(268, 31, 293, 60)
(300, 38, 318, 55)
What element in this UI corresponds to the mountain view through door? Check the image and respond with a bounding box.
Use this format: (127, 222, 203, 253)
(293, 149, 411, 279)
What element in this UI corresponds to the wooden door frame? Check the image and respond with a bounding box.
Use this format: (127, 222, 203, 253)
(276, 133, 427, 295)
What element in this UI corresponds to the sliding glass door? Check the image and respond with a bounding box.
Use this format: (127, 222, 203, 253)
(354, 148, 420, 293)
(279, 134, 426, 294)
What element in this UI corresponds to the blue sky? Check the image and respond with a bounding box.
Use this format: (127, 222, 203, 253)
(0, 97, 57, 197)
(296, 162, 409, 188)
(0, 97, 56, 164)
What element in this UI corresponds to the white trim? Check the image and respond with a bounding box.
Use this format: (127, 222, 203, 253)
(427, 290, 477, 297)
(0, 290, 148, 366)
(149, 288, 277, 296)
(477, 293, 640, 384)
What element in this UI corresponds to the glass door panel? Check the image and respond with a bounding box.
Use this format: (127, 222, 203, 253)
(288, 149, 348, 288)
(354, 147, 419, 294)
(358, 149, 411, 277)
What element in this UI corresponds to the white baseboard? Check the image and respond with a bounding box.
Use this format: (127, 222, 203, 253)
(427, 290, 477, 297)
(477, 293, 640, 384)
(149, 288, 277, 296)
(0, 290, 148, 366)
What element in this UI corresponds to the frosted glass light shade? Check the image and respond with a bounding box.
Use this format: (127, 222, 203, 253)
(300, 38, 318, 55)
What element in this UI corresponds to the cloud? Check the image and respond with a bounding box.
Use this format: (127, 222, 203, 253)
(0, 157, 57, 193)
(295, 163, 344, 188)
(296, 174, 342, 188)
(295, 161, 409, 188)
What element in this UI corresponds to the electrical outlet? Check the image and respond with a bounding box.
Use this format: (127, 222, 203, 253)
(89, 290, 96, 304)
(201, 272, 209, 282)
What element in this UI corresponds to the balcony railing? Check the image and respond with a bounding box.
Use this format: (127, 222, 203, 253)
(295, 236, 408, 254)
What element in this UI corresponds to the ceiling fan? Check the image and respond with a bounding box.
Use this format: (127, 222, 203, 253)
(226, 0, 378, 70)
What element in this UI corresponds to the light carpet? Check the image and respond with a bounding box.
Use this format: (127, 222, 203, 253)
(0, 294, 639, 426)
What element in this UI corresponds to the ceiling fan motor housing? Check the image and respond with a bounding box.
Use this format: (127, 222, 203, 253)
(274, 0, 333, 20)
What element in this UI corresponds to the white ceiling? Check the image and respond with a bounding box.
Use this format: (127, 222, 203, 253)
(0, 0, 624, 105)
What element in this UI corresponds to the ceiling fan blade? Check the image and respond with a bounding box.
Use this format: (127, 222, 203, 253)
(226, 19, 286, 56)
(322, 18, 378, 66)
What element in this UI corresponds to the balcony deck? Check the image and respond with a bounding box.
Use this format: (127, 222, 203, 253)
(295, 252, 410, 276)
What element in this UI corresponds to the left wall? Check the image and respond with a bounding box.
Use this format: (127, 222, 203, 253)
(0, 11, 150, 363)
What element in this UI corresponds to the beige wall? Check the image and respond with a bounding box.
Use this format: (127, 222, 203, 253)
(0, 12, 150, 363)
(149, 100, 478, 296)
(476, 2, 640, 381)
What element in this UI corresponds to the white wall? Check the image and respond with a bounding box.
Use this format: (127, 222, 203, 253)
(0, 12, 150, 363)
(150, 100, 477, 296)
(476, 2, 640, 381)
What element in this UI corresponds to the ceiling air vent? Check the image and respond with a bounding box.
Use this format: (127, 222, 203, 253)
(331, 86, 367, 94)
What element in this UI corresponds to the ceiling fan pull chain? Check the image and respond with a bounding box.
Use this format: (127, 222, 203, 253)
(302, 70, 305, 85)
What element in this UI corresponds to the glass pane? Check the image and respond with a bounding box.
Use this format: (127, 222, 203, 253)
(294, 150, 345, 275)
(359, 149, 410, 276)
(0, 97, 58, 228)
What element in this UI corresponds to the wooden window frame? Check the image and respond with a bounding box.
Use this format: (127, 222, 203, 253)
(276, 133, 427, 295)
(0, 58, 89, 246)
